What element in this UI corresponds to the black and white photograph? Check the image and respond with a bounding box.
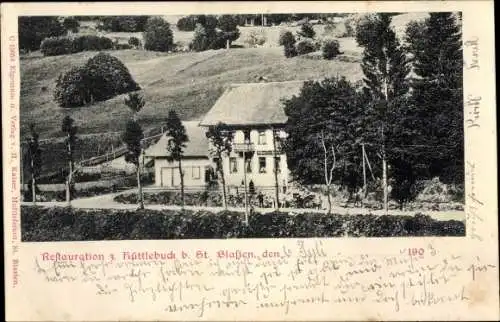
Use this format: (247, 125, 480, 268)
(18, 11, 466, 241)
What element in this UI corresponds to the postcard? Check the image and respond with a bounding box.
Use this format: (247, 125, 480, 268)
(2, 1, 498, 321)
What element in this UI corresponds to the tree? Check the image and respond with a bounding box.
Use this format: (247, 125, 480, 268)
(191, 23, 209, 52)
(63, 17, 80, 33)
(218, 15, 240, 48)
(283, 77, 366, 199)
(177, 16, 198, 31)
(298, 22, 316, 39)
(319, 130, 337, 214)
(322, 39, 341, 60)
(25, 124, 42, 204)
(206, 123, 233, 209)
(62, 116, 78, 206)
(123, 93, 146, 209)
(128, 36, 141, 48)
(165, 110, 189, 207)
(54, 52, 139, 108)
(405, 13, 463, 184)
(143, 17, 174, 52)
(279, 31, 297, 58)
(356, 13, 410, 212)
(18, 16, 66, 52)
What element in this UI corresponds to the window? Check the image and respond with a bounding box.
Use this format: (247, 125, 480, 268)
(192, 166, 200, 179)
(243, 129, 251, 143)
(259, 157, 267, 173)
(230, 157, 238, 173)
(258, 130, 267, 145)
(245, 157, 252, 173)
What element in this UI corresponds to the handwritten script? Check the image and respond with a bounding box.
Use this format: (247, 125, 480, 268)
(32, 241, 496, 318)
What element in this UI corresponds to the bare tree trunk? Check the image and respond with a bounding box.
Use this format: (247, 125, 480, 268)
(31, 157, 36, 206)
(320, 131, 336, 215)
(137, 164, 144, 210)
(219, 157, 228, 209)
(178, 159, 185, 208)
(326, 184, 332, 214)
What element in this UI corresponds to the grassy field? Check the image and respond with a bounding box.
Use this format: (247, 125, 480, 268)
(20, 13, 429, 177)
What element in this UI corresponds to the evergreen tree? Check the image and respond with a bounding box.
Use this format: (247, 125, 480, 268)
(206, 123, 233, 209)
(356, 13, 411, 210)
(62, 116, 78, 205)
(406, 13, 463, 184)
(165, 110, 189, 207)
(123, 93, 146, 209)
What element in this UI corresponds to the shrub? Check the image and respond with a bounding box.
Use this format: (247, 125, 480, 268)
(21, 206, 466, 241)
(297, 22, 316, 39)
(54, 66, 92, 107)
(84, 52, 140, 101)
(128, 36, 141, 48)
(322, 39, 341, 59)
(245, 30, 267, 47)
(296, 38, 316, 55)
(143, 17, 174, 52)
(54, 52, 139, 108)
(71, 35, 113, 52)
(279, 30, 296, 46)
(63, 17, 80, 33)
(113, 43, 133, 50)
(40, 37, 73, 56)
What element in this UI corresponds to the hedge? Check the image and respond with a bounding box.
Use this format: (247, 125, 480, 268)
(21, 206, 465, 241)
(40, 35, 114, 56)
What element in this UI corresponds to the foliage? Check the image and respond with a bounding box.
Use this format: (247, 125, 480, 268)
(123, 120, 144, 166)
(124, 92, 146, 113)
(40, 37, 74, 56)
(143, 17, 175, 52)
(71, 35, 113, 52)
(177, 16, 198, 31)
(21, 206, 465, 241)
(165, 110, 188, 162)
(217, 15, 241, 47)
(279, 31, 297, 58)
(63, 17, 80, 33)
(19, 16, 67, 51)
(40, 35, 113, 56)
(128, 36, 141, 48)
(322, 39, 341, 60)
(298, 22, 316, 39)
(54, 66, 92, 107)
(99, 16, 150, 32)
(165, 110, 189, 206)
(244, 29, 267, 47)
(296, 38, 316, 55)
(405, 13, 463, 184)
(284, 77, 366, 187)
(206, 122, 233, 208)
(189, 15, 240, 51)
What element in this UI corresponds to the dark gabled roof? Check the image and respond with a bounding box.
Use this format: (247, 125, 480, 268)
(199, 80, 305, 126)
(145, 121, 208, 158)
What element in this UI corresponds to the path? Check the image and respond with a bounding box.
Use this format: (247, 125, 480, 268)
(22, 191, 466, 222)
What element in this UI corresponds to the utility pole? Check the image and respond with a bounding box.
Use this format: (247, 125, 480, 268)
(243, 151, 249, 225)
(272, 127, 280, 211)
(362, 143, 367, 199)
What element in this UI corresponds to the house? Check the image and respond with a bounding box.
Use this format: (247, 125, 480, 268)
(145, 121, 211, 189)
(199, 80, 305, 194)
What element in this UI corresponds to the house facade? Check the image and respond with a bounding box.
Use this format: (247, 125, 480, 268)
(200, 80, 305, 194)
(145, 121, 211, 189)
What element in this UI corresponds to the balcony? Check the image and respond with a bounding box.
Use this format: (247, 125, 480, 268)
(233, 142, 255, 152)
